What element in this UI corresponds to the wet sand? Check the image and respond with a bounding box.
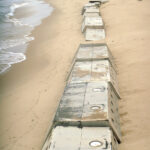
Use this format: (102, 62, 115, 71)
(0, 0, 150, 150)
(0, 0, 87, 149)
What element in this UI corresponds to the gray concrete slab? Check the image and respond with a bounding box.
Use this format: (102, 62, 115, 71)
(74, 43, 116, 71)
(84, 7, 100, 13)
(54, 81, 121, 142)
(42, 126, 81, 150)
(82, 5, 100, 15)
(83, 12, 100, 18)
(84, 2, 101, 7)
(42, 126, 118, 150)
(82, 6, 98, 15)
(82, 16, 104, 33)
(55, 83, 86, 126)
(84, 28, 105, 41)
(67, 60, 120, 98)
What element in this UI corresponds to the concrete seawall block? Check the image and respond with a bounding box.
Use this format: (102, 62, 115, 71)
(84, 28, 105, 41)
(42, 126, 118, 150)
(54, 81, 121, 142)
(84, 7, 100, 14)
(74, 43, 116, 70)
(82, 3, 100, 15)
(82, 16, 104, 33)
(67, 60, 120, 98)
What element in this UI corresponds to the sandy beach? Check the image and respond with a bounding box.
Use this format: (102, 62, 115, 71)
(0, 0, 150, 150)
(102, 1, 150, 150)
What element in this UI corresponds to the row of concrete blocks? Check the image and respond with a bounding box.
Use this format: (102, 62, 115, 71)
(81, 1, 108, 41)
(42, 43, 121, 150)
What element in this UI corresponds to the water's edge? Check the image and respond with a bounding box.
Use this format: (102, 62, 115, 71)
(0, 0, 53, 74)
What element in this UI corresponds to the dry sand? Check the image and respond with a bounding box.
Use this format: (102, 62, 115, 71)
(0, 0, 150, 150)
(101, 1, 150, 150)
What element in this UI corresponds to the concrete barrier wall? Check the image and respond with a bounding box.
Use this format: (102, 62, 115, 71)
(42, 126, 118, 150)
(54, 81, 121, 142)
(81, 2, 105, 41)
(67, 60, 120, 98)
(82, 16, 104, 32)
(74, 43, 116, 70)
(83, 12, 100, 18)
(42, 1, 122, 149)
(82, 3, 100, 15)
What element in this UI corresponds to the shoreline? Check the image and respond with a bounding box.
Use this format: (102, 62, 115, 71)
(0, 0, 87, 149)
(1, 0, 150, 150)
(0, 0, 53, 75)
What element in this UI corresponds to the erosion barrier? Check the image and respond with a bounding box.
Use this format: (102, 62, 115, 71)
(42, 1, 121, 150)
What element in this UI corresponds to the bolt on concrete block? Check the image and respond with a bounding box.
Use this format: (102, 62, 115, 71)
(54, 81, 121, 142)
(67, 60, 120, 98)
(82, 16, 104, 33)
(42, 126, 118, 150)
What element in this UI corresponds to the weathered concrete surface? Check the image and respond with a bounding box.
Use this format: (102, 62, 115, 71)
(55, 83, 86, 126)
(74, 43, 116, 70)
(42, 126, 118, 150)
(84, 7, 100, 14)
(81, 7, 105, 41)
(83, 12, 100, 18)
(85, 28, 105, 41)
(67, 60, 120, 97)
(82, 16, 104, 33)
(82, 6, 100, 15)
(54, 81, 121, 142)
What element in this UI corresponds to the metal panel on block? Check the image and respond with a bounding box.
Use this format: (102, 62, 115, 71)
(84, 28, 105, 41)
(54, 81, 121, 142)
(42, 126, 118, 150)
(75, 43, 116, 71)
(67, 60, 120, 98)
(82, 16, 104, 33)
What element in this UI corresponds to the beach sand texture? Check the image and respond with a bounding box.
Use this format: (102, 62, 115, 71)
(0, 0, 150, 150)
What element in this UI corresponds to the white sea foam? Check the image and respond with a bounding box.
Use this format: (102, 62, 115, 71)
(10, 18, 34, 28)
(0, 51, 26, 74)
(0, 64, 11, 74)
(7, 2, 29, 17)
(0, 51, 26, 64)
(0, 0, 53, 74)
(0, 36, 34, 50)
